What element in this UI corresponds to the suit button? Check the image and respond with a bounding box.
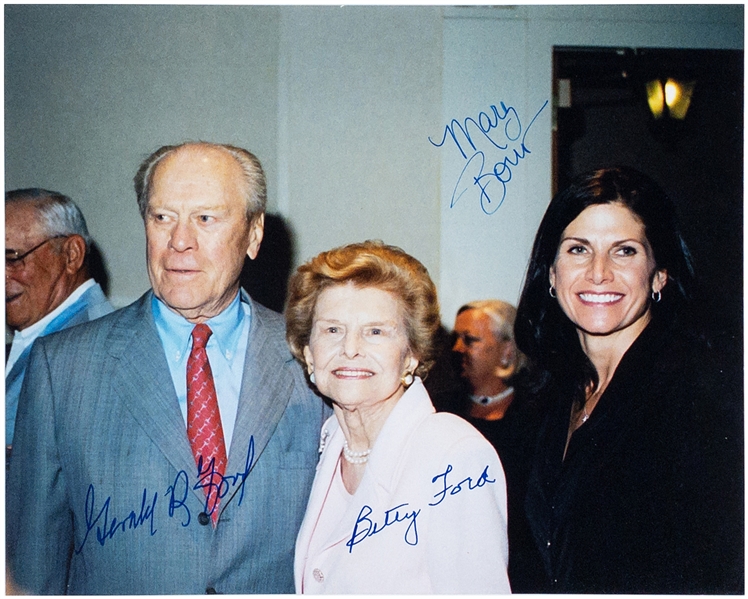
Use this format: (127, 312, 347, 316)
(198, 512, 210, 526)
(313, 568, 324, 583)
(206, 587, 217, 594)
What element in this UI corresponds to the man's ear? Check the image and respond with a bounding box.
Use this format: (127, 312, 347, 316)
(246, 214, 265, 261)
(63, 235, 87, 274)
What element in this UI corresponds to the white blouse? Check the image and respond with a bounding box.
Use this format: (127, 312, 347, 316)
(295, 378, 511, 594)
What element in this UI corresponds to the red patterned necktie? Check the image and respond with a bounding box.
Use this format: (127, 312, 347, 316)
(187, 323, 227, 525)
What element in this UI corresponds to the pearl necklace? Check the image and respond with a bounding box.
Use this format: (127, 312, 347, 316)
(342, 441, 371, 465)
(470, 386, 514, 406)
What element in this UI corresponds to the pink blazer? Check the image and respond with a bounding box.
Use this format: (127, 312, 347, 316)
(295, 379, 511, 594)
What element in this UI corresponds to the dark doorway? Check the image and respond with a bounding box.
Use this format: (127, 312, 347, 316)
(553, 47, 743, 363)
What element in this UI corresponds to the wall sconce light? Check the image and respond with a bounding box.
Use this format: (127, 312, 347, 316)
(646, 79, 695, 120)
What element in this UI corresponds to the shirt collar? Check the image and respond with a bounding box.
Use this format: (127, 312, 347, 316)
(151, 292, 247, 363)
(14, 278, 96, 342)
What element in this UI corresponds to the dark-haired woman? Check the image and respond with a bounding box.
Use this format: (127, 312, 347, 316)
(515, 167, 742, 593)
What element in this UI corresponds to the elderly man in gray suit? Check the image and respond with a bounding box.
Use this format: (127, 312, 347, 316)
(7, 142, 328, 594)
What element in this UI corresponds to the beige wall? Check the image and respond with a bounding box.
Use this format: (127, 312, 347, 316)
(437, 4, 742, 319)
(5, 5, 281, 307)
(278, 6, 443, 278)
(5, 5, 742, 323)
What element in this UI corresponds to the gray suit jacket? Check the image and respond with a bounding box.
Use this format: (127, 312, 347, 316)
(6, 291, 328, 594)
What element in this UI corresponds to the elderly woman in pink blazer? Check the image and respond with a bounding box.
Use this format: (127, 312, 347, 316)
(286, 241, 510, 594)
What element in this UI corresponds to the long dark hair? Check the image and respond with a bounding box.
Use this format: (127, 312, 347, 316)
(515, 166, 695, 402)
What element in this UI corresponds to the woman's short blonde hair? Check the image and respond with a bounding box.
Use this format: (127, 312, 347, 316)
(285, 240, 440, 379)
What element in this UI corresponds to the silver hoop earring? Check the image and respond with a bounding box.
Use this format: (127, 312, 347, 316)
(549, 285, 557, 298)
(401, 372, 414, 388)
(309, 371, 316, 384)
(651, 290, 661, 303)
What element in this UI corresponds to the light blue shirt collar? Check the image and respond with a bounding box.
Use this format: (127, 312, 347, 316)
(151, 290, 251, 452)
(152, 292, 246, 363)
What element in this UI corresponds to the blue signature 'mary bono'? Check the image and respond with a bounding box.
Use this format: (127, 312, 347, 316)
(429, 100, 549, 214)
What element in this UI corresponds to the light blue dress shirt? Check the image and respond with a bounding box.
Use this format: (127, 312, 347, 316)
(152, 292, 250, 452)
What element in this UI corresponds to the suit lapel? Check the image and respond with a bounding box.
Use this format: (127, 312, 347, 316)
(311, 381, 434, 551)
(107, 294, 298, 513)
(326, 464, 390, 552)
(223, 297, 294, 504)
(109, 293, 199, 499)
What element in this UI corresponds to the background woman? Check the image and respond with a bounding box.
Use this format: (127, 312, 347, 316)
(514, 166, 742, 593)
(286, 240, 510, 594)
(450, 299, 544, 591)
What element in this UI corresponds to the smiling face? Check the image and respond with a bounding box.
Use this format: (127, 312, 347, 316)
(145, 145, 264, 323)
(303, 283, 418, 411)
(550, 202, 667, 348)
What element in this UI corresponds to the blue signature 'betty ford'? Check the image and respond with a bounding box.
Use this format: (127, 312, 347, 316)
(429, 100, 549, 215)
(346, 463, 495, 552)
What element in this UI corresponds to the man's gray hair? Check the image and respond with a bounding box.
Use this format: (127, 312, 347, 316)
(6, 188, 92, 249)
(133, 141, 267, 221)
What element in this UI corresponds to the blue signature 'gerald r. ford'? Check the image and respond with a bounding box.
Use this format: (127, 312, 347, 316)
(166, 436, 256, 527)
(75, 435, 255, 553)
(76, 484, 158, 554)
(429, 100, 549, 215)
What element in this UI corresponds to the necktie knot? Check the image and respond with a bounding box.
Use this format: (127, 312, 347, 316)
(191, 324, 212, 350)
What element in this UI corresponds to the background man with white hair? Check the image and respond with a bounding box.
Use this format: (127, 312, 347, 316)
(5, 189, 113, 448)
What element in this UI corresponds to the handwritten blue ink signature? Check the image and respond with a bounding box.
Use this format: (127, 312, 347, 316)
(75, 486, 158, 554)
(429, 463, 495, 507)
(166, 435, 255, 526)
(76, 436, 255, 552)
(346, 503, 421, 553)
(429, 100, 549, 214)
(345, 463, 495, 551)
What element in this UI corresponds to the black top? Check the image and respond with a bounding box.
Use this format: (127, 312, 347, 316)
(461, 388, 546, 592)
(524, 318, 744, 593)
